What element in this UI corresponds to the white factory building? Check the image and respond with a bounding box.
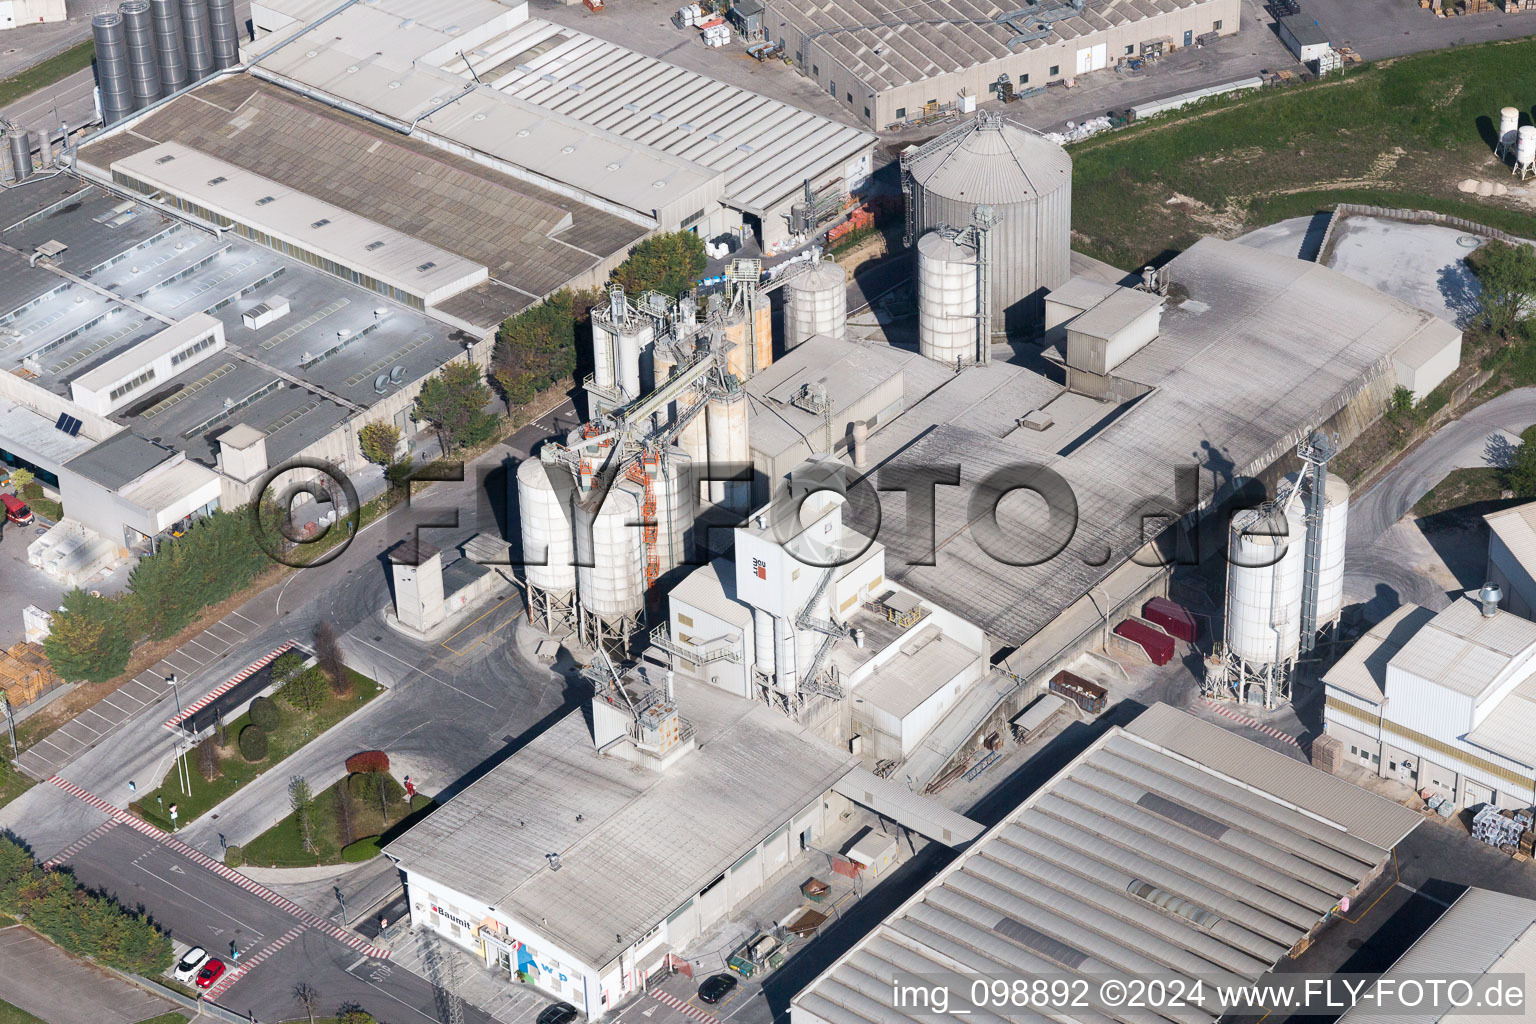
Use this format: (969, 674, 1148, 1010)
(245, 0, 877, 248)
(761, 0, 1242, 129)
(1323, 590, 1536, 809)
(383, 672, 982, 1020)
(791, 704, 1423, 1024)
(0, 0, 63, 30)
(1485, 501, 1536, 620)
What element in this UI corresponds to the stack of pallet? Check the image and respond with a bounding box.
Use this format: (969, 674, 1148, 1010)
(1464, 0, 1497, 12)
(1473, 804, 1526, 853)
(0, 642, 60, 708)
(1506, 0, 1536, 11)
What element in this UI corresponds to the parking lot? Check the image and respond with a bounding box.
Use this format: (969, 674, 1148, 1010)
(0, 924, 182, 1024)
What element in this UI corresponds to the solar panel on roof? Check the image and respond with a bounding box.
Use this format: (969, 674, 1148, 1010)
(55, 413, 83, 437)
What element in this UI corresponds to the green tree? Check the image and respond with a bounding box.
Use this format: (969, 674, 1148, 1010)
(238, 725, 268, 762)
(1507, 424, 1536, 498)
(412, 361, 496, 454)
(126, 510, 270, 640)
(289, 775, 315, 855)
(43, 589, 131, 683)
(611, 231, 708, 298)
(280, 666, 328, 714)
(1467, 240, 1536, 336)
(270, 651, 305, 688)
(338, 1006, 377, 1024)
(490, 289, 598, 406)
(248, 695, 280, 731)
(7, 468, 33, 491)
(358, 422, 403, 468)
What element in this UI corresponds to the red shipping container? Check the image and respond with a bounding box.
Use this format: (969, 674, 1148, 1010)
(1114, 619, 1175, 666)
(1142, 597, 1197, 643)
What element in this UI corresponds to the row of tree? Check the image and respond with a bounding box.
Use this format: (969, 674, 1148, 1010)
(0, 837, 173, 974)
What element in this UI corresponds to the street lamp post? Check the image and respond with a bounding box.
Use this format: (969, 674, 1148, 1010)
(166, 673, 190, 798)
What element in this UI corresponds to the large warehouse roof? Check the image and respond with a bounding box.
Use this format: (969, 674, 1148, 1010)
(384, 679, 858, 971)
(791, 704, 1422, 1024)
(770, 0, 1221, 92)
(77, 75, 649, 322)
(252, 0, 876, 215)
(1336, 887, 1536, 1024)
(859, 238, 1454, 648)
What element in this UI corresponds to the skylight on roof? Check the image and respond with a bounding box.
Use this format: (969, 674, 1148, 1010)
(206, 176, 228, 185)
(417, 261, 437, 272)
(367, 241, 386, 251)
(311, 218, 331, 228)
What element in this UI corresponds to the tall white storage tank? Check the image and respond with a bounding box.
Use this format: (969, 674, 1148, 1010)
(781, 259, 846, 349)
(576, 480, 645, 622)
(659, 446, 694, 573)
(517, 458, 577, 594)
(1226, 500, 1308, 667)
(917, 229, 979, 366)
(1499, 106, 1521, 154)
(615, 321, 653, 403)
(1283, 471, 1350, 630)
(903, 111, 1071, 336)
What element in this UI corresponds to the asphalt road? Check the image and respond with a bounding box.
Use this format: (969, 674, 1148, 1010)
(59, 823, 499, 1024)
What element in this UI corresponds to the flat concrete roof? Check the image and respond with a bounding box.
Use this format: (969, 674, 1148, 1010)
(384, 679, 859, 971)
(792, 704, 1421, 1024)
(67, 431, 180, 490)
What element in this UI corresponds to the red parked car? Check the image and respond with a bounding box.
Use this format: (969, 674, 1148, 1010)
(195, 958, 225, 989)
(1, 494, 32, 525)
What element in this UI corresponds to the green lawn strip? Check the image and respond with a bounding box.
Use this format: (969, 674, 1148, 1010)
(132, 669, 382, 832)
(0, 999, 47, 1024)
(0, 763, 35, 815)
(0, 40, 95, 110)
(243, 778, 432, 868)
(131, 1015, 190, 1024)
(1413, 466, 1508, 518)
(1067, 38, 1536, 268)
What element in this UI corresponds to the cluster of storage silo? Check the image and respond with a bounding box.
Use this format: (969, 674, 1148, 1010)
(1219, 457, 1350, 709)
(589, 288, 654, 415)
(779, 258, 846, 350)
(93, 0, 240, 126)
(902, 111, 1071, 342)
(1496, 106, 1536, 180)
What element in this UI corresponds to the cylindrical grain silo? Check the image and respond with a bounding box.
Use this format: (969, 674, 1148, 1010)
(1517, 126, 1536, 178)
(8, 130, 33, 182)
(781, 259, 845, 349)
(179, 0, 214, 81)
(1225, 501, 1308, 669)
(120, 1, 162, 111)
(677, 394, 708, 505)
(206, 0, 240, 70)
(902, 111, 1071, 338)
(1281, 470, 1350, 632)
(917, 229, 980, 366)
(615, 321, 652, 403)
(93, 13, 136, 127)
(575, 479, 645, 628)
(517, 457, 577, 596)
(1499, 106, 1521, 154)
(658, 446, 694, 574)
(149, 0, 188, 94)
(753, 606, 775, 680)
(591, 320, 616, 394)
(706, 388, 749, 510)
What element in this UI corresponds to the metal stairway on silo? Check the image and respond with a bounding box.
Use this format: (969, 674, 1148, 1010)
(795, 567, 849, 698)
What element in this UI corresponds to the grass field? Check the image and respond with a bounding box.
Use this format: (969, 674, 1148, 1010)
(0, 40, 93, 111)
(133, 668, 382, 832)
(1068, 37, 1536, 269)
(244, 777, 433, 868)
(0, 1000, 46, 1024)
(1413, 467, 1508, 517)
(0, 763, 34, 815)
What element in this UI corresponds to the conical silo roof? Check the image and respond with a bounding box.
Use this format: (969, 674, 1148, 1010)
(905, 112, 1072, 206)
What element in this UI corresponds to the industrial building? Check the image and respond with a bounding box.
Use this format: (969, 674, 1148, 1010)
(383, 670, 982, 1020)
(0, 171, 469, 562)
(1335, 887, 1536, 1024)
(1484, 501, 1536, 620)
(760, 0, 1241, 129)
(243, 0, 877, 248)
(790, 703, 1423, 1024)
(1322, 588, 1536, 809)
(0, 0, 64, 30)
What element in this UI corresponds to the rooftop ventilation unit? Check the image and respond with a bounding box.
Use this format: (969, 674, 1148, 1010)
(373, 373, 389, 394)
(389, 364, 406, 384)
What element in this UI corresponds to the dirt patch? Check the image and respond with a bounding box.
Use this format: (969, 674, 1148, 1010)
(1164, 193, 1245, 236)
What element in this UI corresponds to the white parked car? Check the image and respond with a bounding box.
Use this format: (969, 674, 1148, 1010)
(172, 946, 209, 983)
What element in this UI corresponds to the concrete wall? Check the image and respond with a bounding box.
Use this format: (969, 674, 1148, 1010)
(0, 0, 66, 28)
(1489, 532, 1536, 621)
(767, 0, 1240, 128)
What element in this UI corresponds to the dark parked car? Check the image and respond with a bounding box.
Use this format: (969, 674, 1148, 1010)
(536, 1002, 580, 1024)
(698, 973, 738, 1004)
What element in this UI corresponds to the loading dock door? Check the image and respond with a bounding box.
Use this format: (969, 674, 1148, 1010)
(1076, 43, 1107, 74)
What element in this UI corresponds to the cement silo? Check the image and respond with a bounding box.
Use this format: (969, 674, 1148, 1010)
(179, 0, 214, 81)
(917, 229, 980, 367)
(1282, 471, 1350, 632)
(1498, 106, 1521, 159)
(706, 387, 749, 511)
(576, 479, 646, 656)
(7, 128, 33, 183)
(1223, 499, 1307, 708)
(902, 111, 1071, 338)
(93, 13, 136, 127)
(207, 0, 240, 70)
(780, 259, 845, 350)
(657, 446, 695, 574)
(120, 1, 162, 111)
(149, 0, 188, 94)
(589, 287, 653, 415)
(517, 458, 577, 635)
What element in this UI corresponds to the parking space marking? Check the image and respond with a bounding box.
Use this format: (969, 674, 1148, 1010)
(46, 777, 391, 959)
(229, 610, 263, 629)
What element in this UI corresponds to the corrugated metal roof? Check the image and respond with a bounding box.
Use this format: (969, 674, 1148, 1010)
(1391, 596, 1536, 698)
(794, 704, 1417, 1024)
(669, 559, 753, 628)
(1336, 887, 1536, 1024)
(1323, 603, 1436, 704)
(1465, 678, 1536, 769)
(1125, 705, 1423, 850)
(906, 115, 1072, 206)
(1486, 501, 1536, 576)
